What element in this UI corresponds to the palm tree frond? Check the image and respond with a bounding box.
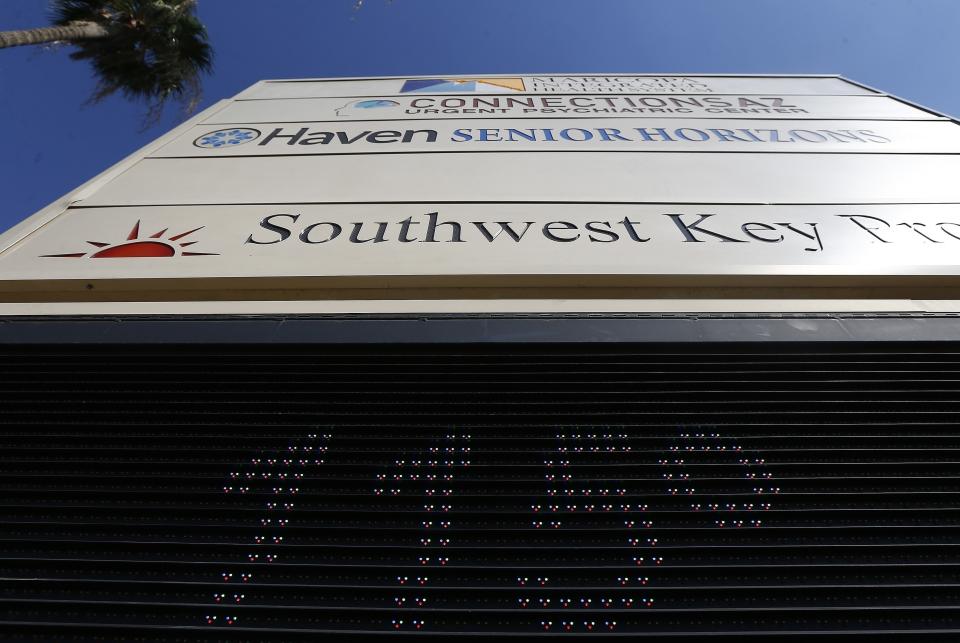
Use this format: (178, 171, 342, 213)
(52, 0, 212, 121)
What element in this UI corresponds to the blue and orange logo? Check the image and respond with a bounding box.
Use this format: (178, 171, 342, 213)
(401, 78, 525, 93)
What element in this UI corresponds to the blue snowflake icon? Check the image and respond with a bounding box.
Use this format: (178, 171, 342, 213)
(193, 128, 261, 149)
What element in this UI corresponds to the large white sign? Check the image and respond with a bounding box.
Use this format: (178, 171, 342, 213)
(1, 74, 959, 304)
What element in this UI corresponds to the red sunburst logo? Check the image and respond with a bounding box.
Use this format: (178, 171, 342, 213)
(42, 221, 218, 258)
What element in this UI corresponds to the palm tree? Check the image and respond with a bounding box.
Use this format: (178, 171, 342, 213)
(0, 0, 212, 122)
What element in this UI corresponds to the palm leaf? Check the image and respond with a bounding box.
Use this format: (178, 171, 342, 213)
(52, 0, 213, 122)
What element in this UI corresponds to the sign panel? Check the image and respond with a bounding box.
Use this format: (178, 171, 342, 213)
(236, 76, 876, 100)
(157, 119, 960, 157)
(204, 94, 938, 123)
(2, 73, 959, 306)
(8, 204, 960, 283)
(80, 153, 960, 207)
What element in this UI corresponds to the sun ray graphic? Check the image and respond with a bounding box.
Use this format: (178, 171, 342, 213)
(42, 221, 218, 258)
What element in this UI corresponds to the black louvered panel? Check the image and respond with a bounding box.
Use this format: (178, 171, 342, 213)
(2, 344, 960, 639)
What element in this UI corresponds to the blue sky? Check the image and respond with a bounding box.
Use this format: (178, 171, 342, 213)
(1, 0, 958, 233)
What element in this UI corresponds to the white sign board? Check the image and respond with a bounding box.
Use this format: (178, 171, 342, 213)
(1, 74, 959, 304)
(235, 75, 877, 99)
(154, 119, 960, 157)
(206, 94, 938, 123)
